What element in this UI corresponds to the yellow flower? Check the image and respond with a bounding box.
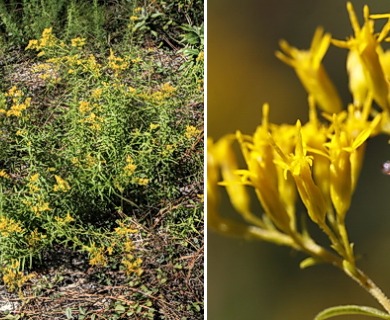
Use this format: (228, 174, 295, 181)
(40, 28, 56, 48)
(114, 222, 138, 235)
(80, 112, 104, 131)
(0, 170, 10, 179)
(276, 27, 342, 113)
(124, 155, 137, 175)
(55, 212, 75, 224)
(53, 175, 71, 192)
(27, 173, 41, 193)
(124, 240, 134, 252)
(88, 244, 108, 267)
(27, 229, 47, 247)
(332, 2, 390, 111)
(0, 216, 24, 237)
(25, 39, 39, 50)
(78, 101, 92, 114)
(121, 254, 143, 276)
(273, 121, 327, 224)
(2, 260, 34, 292)
(85, 55, 101, 76)
(212, 134, 266, 229)
(108, 49, 129, 74)
(196, 51, 204, 62)
(160, 82, 176, 94)
(185, 125, 201, 139)
(5, 86, 22, 98)
(137, 177, 149, 186)
(149, 123, 160, 130)
(29, 173, 40, 183)
(32, 201, 51, 215)
(71, 37, 86, 48)
(324, 113, 380, 219)
(91, 88, 103, 99)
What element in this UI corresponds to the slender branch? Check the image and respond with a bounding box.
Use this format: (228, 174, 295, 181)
(346, 267, 390, 314)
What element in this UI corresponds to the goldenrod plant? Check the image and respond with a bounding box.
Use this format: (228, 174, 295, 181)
(208, 3, 390, 319)
(0, 23, 202, 289)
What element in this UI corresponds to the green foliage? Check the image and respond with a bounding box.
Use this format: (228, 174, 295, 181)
(0, 0, 204, 48)
(178, 23, 204, 81)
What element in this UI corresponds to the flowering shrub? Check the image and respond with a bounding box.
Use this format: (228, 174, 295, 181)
(0, 26, 203, 292)
(208, 3, 390, 319)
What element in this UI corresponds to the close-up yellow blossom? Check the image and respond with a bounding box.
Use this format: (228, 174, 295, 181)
(276, 27, 342, 113)
(332, 3, 390, 111)
(209, 2, 390, 319)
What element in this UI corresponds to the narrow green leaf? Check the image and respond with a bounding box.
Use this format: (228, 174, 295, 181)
(314, 305, 390, 320)
(300, 257, 319, 269)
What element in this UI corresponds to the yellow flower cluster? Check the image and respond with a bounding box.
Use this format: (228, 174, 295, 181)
(80, 111, 104, 131)
(91, 88, 103, 99)
(88, 243, 108, 267)
(0, 216, 24, 237)
(0, 169, 10, 179)
(78, 101, 93, 114)
(53, 175, 71, 192)
(152, 82, 177, 101)
(122, 254, 143, 277)
(208, 3, 390, 264)
(54, 212, 75, 225)
(2, 260, 34, 292)
(27, 229, 47, 248)
(26, 28, 102, 79)
(136, 177, 149, 186)
(123, 155, 137, 176)
(25, 27, 57, 53)
(196, 51, 204, 62)
(129, 7, 143, 23)
(31, 201, 51, 216)
(0, 86, 31, 117)
(185, 125, 202, 139)
(47, 53, 101, 77)
(114, 221, 138, 235)
(71, 37, 86, 48)
(108, 49, 129, 75)
(138, 82, 177, 103)
(27, 173, 41, 193)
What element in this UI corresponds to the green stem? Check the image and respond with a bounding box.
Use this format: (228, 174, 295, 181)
(296, 233, 390, 315)
(345, 267, 390, 315)
(337, 219, 355, 264)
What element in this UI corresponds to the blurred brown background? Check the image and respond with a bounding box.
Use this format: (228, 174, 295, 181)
(207, 1, 390, 319)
